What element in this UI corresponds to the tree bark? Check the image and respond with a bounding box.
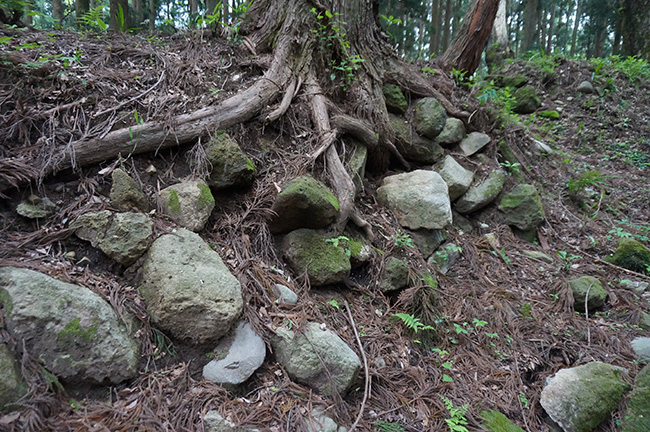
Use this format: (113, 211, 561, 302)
(76, 0, 90, 25)
(441, 0, 452, 52)
(52, 0, 63, 27)
(490, 0, 508, 48)
(429, 0, 441, 57)
(133, 0, 144, 27)
(149, 0, 155, 31)
(521, 0, 538, 52)
(439, 0, 499, 75)
(570, 0, 582, 57)
(545, 3, 556, 54)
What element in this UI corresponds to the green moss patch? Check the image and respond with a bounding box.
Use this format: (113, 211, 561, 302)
(480, 410, 525, 432)
(605, 238, 650, 274)
(0, 289, 13, 315)
(538, 110, 560, 119)
(57, 318, 98, 346)
(168, 189, 181, 213)
(196, 184, 215, 209)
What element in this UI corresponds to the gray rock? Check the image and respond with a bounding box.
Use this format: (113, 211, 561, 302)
(273, 283, 298, 305)
(452, 210, 474, 233)
(568, 276, 608, 313)
(269, 176, 339, 234)
(428, 243, 461, 275)
(576, 81, 595, 94)
(523, 250, 554, 264)
(454, 170, 506, 214)
(631, 337, 650, 362)
(380, 257, 409, 293)
(203, 321, 266, 386)
(513, 86, 541, 114)
(640, 312, 650, 332)
(109, 168, 149, 211)
(72, 211, 153, 266)
(436, 155, 474, 201)
(382, 84, 407, 114)
(532, 138, 554, 155)
(621, 363, 650, 432)
(435, 118, 466, 146)
(459, 132, 491, 156)
(305, 407, 347, 432)
(377, 170, 452, 230)
(619, 279, 649, 296)
(133, 228, 243, 344)
(540, 362, 630, 432)
(390, 114, 444, 164)
(498, 184, 545, 231)
(205, 131, 255, 190)
(0, 267, 140, 384)
(280, 229, 350, 287)
(407, 228, 447, 258)
(0, 344, 28, 413)
(271, 322, 360, 396)
(414, 97, 447, 139)
(159, 179, 215, 232)
(16, 195, 58, 219)
(204, 410, 260, 432)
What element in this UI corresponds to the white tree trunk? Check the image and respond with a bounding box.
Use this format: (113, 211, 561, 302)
(491, 0, 508, 47)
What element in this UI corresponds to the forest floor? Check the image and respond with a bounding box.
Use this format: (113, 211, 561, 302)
(1, 27, 650, 432)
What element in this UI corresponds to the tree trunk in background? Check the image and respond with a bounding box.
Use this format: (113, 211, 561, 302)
(570, 0, 582, 56)
(620, 0, 650, 59)
(491, 0, 508, 47)
(133, 0, 144, 27)
(52, 0, 63, 27)
(222, 0, 229, 24)
(149, 0, 156, 31)
(441, 0, 452, 52)
(545, 3, 556, 53)
(521, 0, 537, 52)
(24, 0, 32, 25)
(439, 0, 499, 75)
(188, 0, 197, 26)
(76, 0, 90, 24)
(429, 0, 440, 57)
(109, 0, 129, 30)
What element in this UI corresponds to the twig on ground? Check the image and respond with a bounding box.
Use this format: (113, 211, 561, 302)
(344, 300, 369, 432)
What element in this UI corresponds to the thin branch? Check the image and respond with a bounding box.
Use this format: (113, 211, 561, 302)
(93, 71, 166, 118)
(344, 300, 369, 432)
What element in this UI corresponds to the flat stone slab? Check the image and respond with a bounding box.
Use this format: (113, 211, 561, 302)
(459, 132, 491, 156)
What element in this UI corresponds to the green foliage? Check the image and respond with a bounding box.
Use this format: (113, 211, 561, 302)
(499, 161, 521, 176)
(491, 247, 511, 266)
(567, 170, 607, 195)
(477, 82, 519, 125)
(77, 6, 107, 31)
(390, 313, 434, 334)
(440, 395, 469, 432)
(379, 14, 401, 39)
(327, 299, 340, 310)
(373, 420, 406, 432)
(393, 229, 414, 248)
(168, 189, 181, 213)
(557, 250, 581, 270)
(151, 328, 177, 359)
(116, 4, 126, 32)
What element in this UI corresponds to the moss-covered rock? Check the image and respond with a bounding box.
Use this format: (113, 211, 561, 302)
(110, 168, 149, 211)
(435, 117, 466, 146)
(414, 97, 447, 139)
(480, 410, 525, 432)
(568, 276, 608, 313)
(380, 257, 409, 293)
(159, 179, 215, 232)
(621, 363, 650, 432)
(492, 74, 528, 89)
(540, 362, 630, 432)
(513, 86, 541, 114)
(383, 84, 407, 114)
(605, 238, 650, 274)
(205, 131, 255, 190)
(280, 229, 350, 287)
(390, 114, 444, 164)
(269, 176, 339, 234)
(498, 184, 545, 231)
(0, 344, 28, 413)
(16, 194, 58, 219)
(454, 170, 506, 214)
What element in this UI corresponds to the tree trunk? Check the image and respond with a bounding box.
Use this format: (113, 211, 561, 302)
(491, 0, 508, 48)
(52, 0, 63, 27)
(188, 0, 197, 27)
(133, 0, 144, 27)
(76, 0, 90, 25)
(545, 3, 556, 54)
(620, 0, 650, 59)
(439, 0, 499, 75)
(441, 0, 452, 52)
(109, 0, 129, 31)
(149, 0, 155, 31)
(521, 0, 538, 52)
(570, 0, 582, 57)
(429, 0, 441, 57)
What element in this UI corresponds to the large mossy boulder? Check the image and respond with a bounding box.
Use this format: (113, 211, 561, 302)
(133, 228, 243, 344)
(540, 362, 630, 432)
(382, 84, 407, 114)
(568, 276, 608, 313)
(109, 168, 149, 211)
(72, 210, 153, 266)
(280, 229, 350, 286)
(0, 344, 28, 413)
(414, 97, 447, 139)
(271, 322, 360, 396)
(159, 179, 215, 232)
(605, 238, 650, 274)
(0, 267, 140, 384)
(269, 176, 339, 234)
(622, 363, 650, 432)
(498, 184, 545, 231)
(377, 170, 452, 230)
(390, 114, 444, 164)
(454, 170, 506, 214)
(513, 86, 541, 114)
(205, 131, 255, 190)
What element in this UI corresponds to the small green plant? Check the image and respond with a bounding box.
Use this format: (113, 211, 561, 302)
(499, 160, 521, 175)
(440, 395, 469, 432)
(327, 299, 340, 310)
(393, 230, 414, 248)
(519, 391, 529, 409)
(557, 250, 581, 270)
(519, 303, 532, 318)
(491, 247, 511, 266)
(379, 14, 401, 39)
(390, 313, 434, 334)
(78, 5, 108, 31)
(151, 328, 177, 359)
(567, 170, 607, 195)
